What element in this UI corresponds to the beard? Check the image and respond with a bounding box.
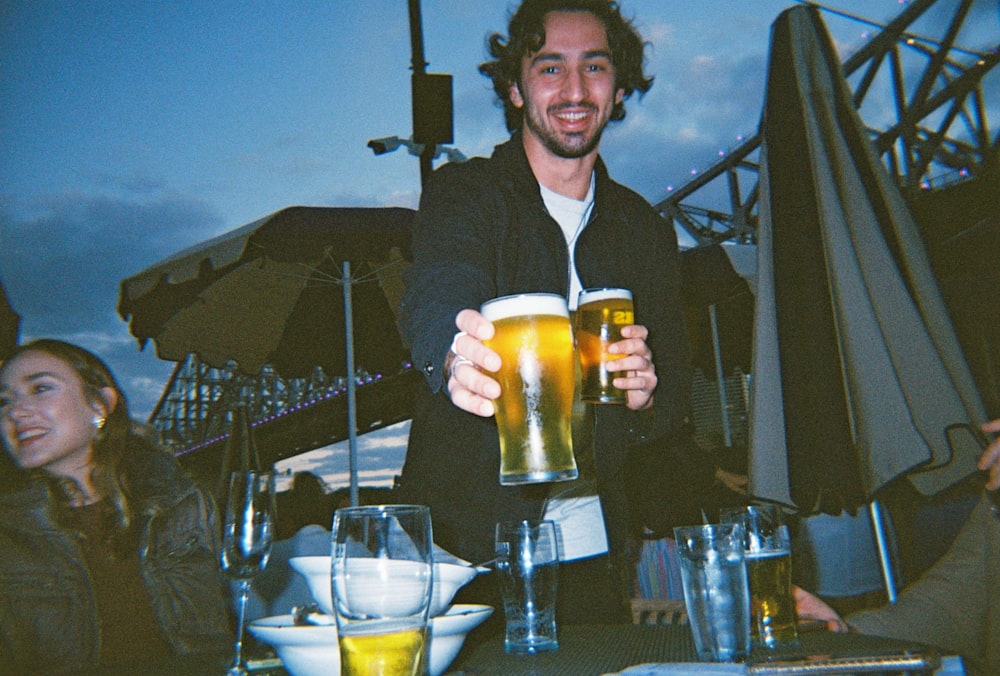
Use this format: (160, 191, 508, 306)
(522, 102, 608, 159)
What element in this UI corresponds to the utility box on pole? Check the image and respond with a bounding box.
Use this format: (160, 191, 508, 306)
(412, 72, 453, 146)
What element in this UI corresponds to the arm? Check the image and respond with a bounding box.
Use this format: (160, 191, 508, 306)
(845, 493, 993, 660)
(398, 160, 503, 399)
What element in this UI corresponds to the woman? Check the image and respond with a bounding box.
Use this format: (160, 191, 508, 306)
(0, 339, 231, 671)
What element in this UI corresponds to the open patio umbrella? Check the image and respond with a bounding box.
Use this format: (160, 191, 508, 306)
(118, 206, 414, 504)
(747, 6, 988, 596)
(1, 278, 20, 359)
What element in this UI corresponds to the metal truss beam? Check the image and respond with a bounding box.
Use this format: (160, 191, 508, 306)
(655, 0, 999, 246)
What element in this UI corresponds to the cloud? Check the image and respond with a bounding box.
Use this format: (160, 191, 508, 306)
(600, 52, 768, 204)
(2, 192, 220, 331)
(275, 421, 410, 491)
(0, 190, 225, 417)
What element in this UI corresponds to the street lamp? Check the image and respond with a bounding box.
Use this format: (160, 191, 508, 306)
(366, 135, 466, 163)
(366, 136, 422, 156)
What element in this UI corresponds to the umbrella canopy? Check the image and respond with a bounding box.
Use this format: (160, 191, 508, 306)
(747, 6, 987, 516)
(118, 206, 414, 379)
(118, 206, 415, 506)
(0, 279, 19, 360)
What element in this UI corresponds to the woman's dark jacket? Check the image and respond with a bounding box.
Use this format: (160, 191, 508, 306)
(0, 437, 231, 671)
(396, 132, 693, 566)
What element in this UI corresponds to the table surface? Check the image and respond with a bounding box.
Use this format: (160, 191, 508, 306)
(81, 624, 942, 675)
(446, 624, 941, 676)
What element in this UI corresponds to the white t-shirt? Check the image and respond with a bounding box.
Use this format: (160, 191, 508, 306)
(538, 173, 609, 562)
(539, 174, 595, 311)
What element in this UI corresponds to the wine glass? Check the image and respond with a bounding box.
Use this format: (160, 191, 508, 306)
(331, 504, 433, 676)
(221, 469, 275, 675)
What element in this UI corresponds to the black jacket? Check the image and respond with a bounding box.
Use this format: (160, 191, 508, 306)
(0, 438, 231, 671)
(397, 132, 692, 565)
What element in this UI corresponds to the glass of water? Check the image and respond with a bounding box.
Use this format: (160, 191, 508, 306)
(673, 522, 750, 662)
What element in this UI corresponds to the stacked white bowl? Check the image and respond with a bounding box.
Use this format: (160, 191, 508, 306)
(247, 556, 490, 676)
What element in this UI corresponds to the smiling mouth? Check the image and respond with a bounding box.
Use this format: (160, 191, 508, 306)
(16, 429, 46, 445)
(552, 104, 597, 125)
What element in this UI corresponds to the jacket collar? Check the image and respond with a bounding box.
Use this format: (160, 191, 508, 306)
(492, 129, 612, 207)
(120, 440, 198, 516)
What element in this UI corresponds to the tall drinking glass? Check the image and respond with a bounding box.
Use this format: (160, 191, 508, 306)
(495, 519, 560, 654)
(575, 287, 633, 404)
(481, 293, 578, 485)
(674, 523, 751, 663)
(331, 505, 433, 676)
(721, 504, 800, 650)
(221, 470, 276, 675)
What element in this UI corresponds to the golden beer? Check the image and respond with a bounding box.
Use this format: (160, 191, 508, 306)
(482, 293, 578, 485)
(745, 549, 799, 649)
(720, 506, 799, 650)
(339, 622, 426, 676)
(575, 288, 634, 403)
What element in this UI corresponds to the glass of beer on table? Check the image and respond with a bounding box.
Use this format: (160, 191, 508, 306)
(575, 287, 634, 404)
(720, 503, 800, 650)
(481, 293, 579, 485)
(331, 505, 433, 676)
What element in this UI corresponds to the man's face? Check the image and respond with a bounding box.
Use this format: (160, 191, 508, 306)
(510, 10, 624, 159)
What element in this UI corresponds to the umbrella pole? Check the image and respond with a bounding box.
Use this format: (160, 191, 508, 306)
(709, 304, 733, 447)
(344, 261, 360, 508)
(868, 500, 898, 603)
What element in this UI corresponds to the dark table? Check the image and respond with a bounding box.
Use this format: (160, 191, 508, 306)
(446, 625, 942, 676)
(82, 626, 942, 675)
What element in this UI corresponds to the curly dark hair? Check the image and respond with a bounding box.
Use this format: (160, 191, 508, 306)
(479, 0, 654, 132)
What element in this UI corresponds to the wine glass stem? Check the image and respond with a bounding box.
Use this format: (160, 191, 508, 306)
(231, 579, 251, 670)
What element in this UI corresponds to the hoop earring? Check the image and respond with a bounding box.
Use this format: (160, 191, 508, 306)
(93, 416, 106, 430)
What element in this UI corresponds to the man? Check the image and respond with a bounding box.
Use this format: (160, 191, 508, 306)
(795, 418, 1000, 676)
(396, 0, 693, 624)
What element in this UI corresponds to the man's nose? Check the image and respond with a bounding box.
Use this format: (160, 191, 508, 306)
(561, 67, 588, 102)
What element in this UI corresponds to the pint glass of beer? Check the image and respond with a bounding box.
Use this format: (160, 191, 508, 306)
(331, 505, 433, 676)
(720, 504, 800, 650)
(575, 288, 634, 404)
(481, 293, 578, 485)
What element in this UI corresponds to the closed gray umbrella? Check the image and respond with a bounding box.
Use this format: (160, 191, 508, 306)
(748, 5, 988, 592)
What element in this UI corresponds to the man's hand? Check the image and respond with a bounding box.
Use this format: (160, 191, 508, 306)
(606, 324, 657, 411)
(978, 418, 1000, 491)
(793, 585, 848, 633)
(715, 468, 748, 495)
(445, 309, 501, 417)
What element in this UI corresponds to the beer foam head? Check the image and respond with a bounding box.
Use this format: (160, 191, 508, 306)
(480, 293, 569, 321)
(578, 287, 633, 306)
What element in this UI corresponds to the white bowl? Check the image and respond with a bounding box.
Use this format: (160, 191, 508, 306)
(248, 604, 493, 676)
(289, 556, 478, 617)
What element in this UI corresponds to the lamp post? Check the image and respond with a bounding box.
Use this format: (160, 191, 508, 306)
(408, 0, 434, 185)
(367, 0, 455, 186)
(366, 136, 466, 163)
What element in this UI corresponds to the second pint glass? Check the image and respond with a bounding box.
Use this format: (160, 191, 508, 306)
(481, 293, 578, 485)
(575, 288, 634, 404)
(721, 504, 800, 650)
